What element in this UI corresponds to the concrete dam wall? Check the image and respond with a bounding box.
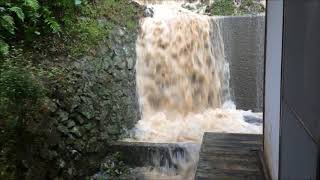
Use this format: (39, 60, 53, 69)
(217, 15, 265, 112)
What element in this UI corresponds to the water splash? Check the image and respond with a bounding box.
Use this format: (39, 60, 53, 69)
(133, 1, 261, 144)
(126, 1, 262, 179)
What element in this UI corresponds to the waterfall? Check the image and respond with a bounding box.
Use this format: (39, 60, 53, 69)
(125, 1, 262, 179)
(132, 1, 261, 143)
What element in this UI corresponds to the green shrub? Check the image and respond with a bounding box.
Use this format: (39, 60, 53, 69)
(66, 16, 112, 56)
(99, 0, 139, 29)
(0, 59, 45, 179)
(0, 0, 86, 56)
(208, 0, 265, 16)
(0, 63, 43, 104)
(65, 0, 140, 56)
(211, 0, 236, 16)
(0, 0, 141, 57)
(237, 0, 265, 15)
(0, 59, 44, 143)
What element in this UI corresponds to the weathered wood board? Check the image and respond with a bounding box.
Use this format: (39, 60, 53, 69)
(195, 132, 266, 180)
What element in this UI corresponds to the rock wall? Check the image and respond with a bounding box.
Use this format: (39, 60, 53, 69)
(216, 15, 265, 112)
(23, 24, 141, 179)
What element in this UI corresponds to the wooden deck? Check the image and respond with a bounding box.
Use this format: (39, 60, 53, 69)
(196, 132, 268, 180)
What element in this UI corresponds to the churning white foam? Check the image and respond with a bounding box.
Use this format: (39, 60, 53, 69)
(132, 104, 262, 143)
(130, 1, 262, 144)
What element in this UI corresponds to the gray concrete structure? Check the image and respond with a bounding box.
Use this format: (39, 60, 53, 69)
(216, 15, 265, 112)
(263, 1, 320, 178)
(263, 1, 283, 178)
(279, 1, 320, 179)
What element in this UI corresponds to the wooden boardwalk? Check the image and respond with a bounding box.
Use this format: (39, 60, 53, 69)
(196, 132, 268, 180)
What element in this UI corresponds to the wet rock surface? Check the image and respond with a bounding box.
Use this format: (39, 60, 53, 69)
(244, 114, 263, 126)
(91, 142, 198, 180)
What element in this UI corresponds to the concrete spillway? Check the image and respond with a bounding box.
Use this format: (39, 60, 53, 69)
(217, 15, 265, 112)
(108, 1, 265, 179)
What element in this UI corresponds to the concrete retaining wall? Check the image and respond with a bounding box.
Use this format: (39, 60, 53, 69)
(216, 15, 265, 112)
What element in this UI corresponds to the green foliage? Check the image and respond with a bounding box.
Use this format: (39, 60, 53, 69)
(208, 0, 264, 16)
(0, 0, 140, 57)
(99, 0, 139, 29)
(25, 0, 40, 10)
(0, 58, 44, 179)
(68, 18, 110, 56)
(0, 0, 80, 56)
(0, 39, 9, 55)
(2, 69, 33, 102)
(237, 0, 265, 15)
(9, 7, 25, 21)
(1, 15, 15, 34)
(0, 62, 43, 103)
(42, 7, 61, 33)
(211, 0, 236, 16)
(0, 56, 44, 131)
(0, 0, 141, 178)
(65, 0, 140, 56)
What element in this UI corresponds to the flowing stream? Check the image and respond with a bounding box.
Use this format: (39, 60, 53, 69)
(125, 1, 262, 179)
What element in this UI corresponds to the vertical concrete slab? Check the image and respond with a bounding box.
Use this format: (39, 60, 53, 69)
(216, 15, 265, 112)
(264, 0, 283, 179)
(281, 0, 320, 146)
(280, 104, 319, 179)
(280, 0, 320, 179)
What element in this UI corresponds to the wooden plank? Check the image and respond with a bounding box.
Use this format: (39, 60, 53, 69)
(196, 174, 263, 180)
(198, 153, 259, 162)
(196, 132, 266, 180)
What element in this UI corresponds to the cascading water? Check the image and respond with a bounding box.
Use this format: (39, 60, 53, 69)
(126, 1, 262, 179)
(132, 0, 261, 143)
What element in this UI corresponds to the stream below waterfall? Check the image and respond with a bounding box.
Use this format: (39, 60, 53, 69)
(122, 1, 263, 179)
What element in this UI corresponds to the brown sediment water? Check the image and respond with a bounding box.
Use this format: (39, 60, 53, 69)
(124, 1, 263, 179)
